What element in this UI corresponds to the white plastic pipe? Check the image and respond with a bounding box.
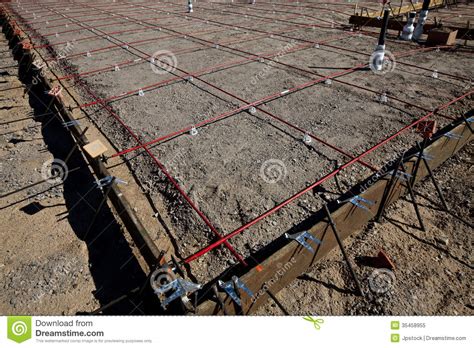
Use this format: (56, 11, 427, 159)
(413, 9, 428, 40)
(400, 12, 416, 40)
(371, 44, 385, 71)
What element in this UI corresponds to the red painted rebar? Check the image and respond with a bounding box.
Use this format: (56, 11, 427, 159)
(9, 1, 471, 268)
(184, 89, 473, 264)
(72, 3, 379, 174)
(9, 5, 248, 267)
(57, 25, 308, 82)
(73, 2, 454, 175)
(129, 1, 472, 83)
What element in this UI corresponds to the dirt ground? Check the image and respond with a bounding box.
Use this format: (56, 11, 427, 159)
(0, 28, 152, 315)
(0, 0, 473, 315)
(257, 143, 473, 315)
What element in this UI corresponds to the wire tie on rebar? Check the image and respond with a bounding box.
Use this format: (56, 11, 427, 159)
(155, 278, 202, 310)
(378, 92, 388, 103)
(314, 43, 320, 48)
(186, 76, 194, 83)
(248, 106, 257, 115)
(432, 70, 439, 79)
(218, 276, 253, 307)
(285, 231, 321, 253)
(443, 131, 461, 139)
(281, 89, 290, 95)
(189, 127, 198, 136)
(114, 65, 120, 72)
(138, 89, 145, 97)
(338, 195, 374, 212)
(302, 133, 312, 144)
(86, 51, 91, 58)
(122, 45, 129, 50)
(62, 120, 80, 128)
(324, 78, 332, 85)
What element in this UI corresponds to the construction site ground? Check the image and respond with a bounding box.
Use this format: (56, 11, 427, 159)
(0, 0, 473, 315)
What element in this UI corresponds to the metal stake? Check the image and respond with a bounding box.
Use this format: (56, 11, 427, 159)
(323, 204, 364, 296)
(416, 142, 449, 211)
(400, 162, 426, 231)
(376, 154, 404, 222)
(411, 138, 428, 186)
(212, 284, 228, 315)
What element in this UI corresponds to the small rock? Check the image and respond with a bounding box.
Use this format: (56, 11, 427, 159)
(435, 236, 449, 246)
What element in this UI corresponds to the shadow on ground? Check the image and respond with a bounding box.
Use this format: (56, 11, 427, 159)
(10, 48, 155, 315)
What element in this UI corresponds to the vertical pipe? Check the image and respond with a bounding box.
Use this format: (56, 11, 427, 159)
(378, 9, 391, 46)
(401, 11, 417, 40)
(371, 9, 390, 71)
(413, 0, 431, 40)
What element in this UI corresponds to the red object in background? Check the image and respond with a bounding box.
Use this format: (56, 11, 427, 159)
(415, 120, 437, 139)
(375, 250, 396, 270)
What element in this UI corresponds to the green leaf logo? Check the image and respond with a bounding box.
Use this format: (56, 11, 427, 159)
(303, 316, 324, 330)
(7, 316, 32, 343)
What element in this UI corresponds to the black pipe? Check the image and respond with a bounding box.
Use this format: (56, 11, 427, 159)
(422, 0, 431, 11)
(378, 9, 390, 46)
